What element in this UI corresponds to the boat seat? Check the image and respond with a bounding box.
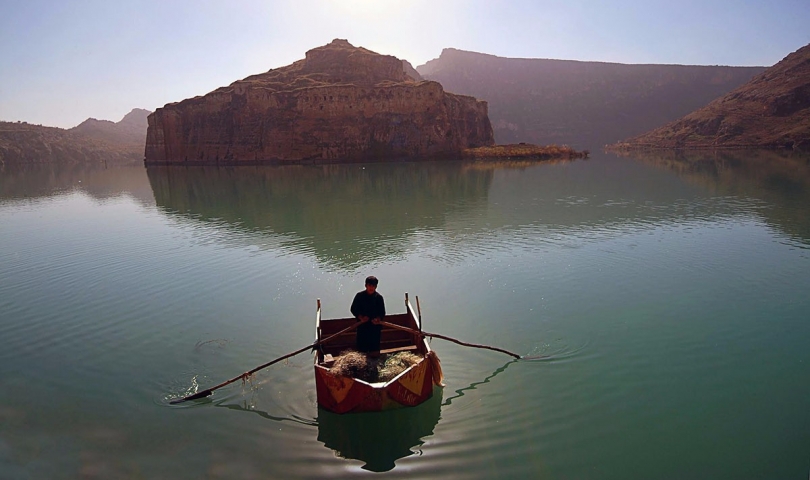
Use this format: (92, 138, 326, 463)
(379, 345, 418, 355)
(319, 353, 335, 367)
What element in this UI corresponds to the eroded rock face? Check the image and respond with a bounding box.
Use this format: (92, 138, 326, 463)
(145, 39, 493, 165)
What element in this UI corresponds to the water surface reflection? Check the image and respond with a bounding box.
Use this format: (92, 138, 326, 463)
(146, 163, 493, 269)
(3, 153, 810, 479)
(144, 152, 810, 276)
(0, 164, 154, 205)
(616, 149, 810, 245)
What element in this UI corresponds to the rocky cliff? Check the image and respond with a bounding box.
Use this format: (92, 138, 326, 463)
(417, 49, 766, 149)
(609, 43, 810, 151)
(145, 39, 493, 165)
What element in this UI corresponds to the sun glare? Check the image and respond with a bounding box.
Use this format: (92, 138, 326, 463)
(331, 0, 408, 19)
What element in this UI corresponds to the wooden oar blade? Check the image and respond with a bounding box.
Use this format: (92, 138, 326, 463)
(170, 389, 213, 404)
(520, 354, 550, 360)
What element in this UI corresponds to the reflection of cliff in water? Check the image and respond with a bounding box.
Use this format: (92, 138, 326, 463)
(146, 163, 493, 269)
(0, 164, 155, 206)
(467, 151, 810, 250)
(317, 386, 442, 472)
(618, 150, 810, 246)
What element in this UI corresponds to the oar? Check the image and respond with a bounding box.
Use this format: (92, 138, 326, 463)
(170, 320, 365, 404)
(378, 320, 546, 360)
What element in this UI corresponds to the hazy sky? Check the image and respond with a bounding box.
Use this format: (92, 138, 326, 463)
(1, 0, 808, 128)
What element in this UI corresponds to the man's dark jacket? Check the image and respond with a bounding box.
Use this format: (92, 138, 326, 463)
(350, 290, 386, 352)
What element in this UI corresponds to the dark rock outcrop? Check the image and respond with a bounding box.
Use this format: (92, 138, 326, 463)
(610, 43, 810, 150)
(417, 48, 766, 149)
(145, 39, 493, 165)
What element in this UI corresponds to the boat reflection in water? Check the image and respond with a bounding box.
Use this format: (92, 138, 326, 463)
(214, 360, 517, 471)
(316, 386, 443, 472)
(316, 358, 519, 471)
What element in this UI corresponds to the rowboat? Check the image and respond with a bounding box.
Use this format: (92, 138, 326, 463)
(314, 293, 442, 413)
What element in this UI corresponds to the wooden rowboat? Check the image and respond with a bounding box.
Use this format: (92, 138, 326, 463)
(314, 293, 442, 414)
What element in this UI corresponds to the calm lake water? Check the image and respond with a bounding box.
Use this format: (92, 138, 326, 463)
(1, 151, 809, 479)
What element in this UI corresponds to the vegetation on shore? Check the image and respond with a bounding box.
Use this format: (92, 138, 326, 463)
(461, 143, 589, 160)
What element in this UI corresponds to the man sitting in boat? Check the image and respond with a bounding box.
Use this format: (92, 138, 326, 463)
(350, 276, 386, 355)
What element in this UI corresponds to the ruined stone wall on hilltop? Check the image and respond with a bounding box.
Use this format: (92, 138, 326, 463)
(145, 40, 493, 165)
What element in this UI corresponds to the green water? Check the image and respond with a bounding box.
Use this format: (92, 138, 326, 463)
(1, 151, 809, 479)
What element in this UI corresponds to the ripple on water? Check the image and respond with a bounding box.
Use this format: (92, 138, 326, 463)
(521, 336, 592, 363)
(154, 346, 576, 477)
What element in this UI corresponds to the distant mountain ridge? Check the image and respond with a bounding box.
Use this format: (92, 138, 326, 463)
(610, 43, 810, 150)
(417, 49, 766, 149)
(69, 108, 151, 145)
(0, 108, 151, 166)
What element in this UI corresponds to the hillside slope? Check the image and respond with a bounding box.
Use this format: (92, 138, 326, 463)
(69, 108, 151, 146)
(610, 43, 810, 150)
(0, 108, 151, 166)
(417, 49, 765, 149)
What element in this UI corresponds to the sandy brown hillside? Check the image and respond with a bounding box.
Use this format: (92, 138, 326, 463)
(611, 43, 810, 151)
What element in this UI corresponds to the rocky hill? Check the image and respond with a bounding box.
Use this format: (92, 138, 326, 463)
(1, 122, 140, 167)
(145, 39, 493, 165)
(0, 109, 151, 166)
(417, 49, 766, 149)
(69, 108, 151, 146)
(609, 43, 810, 151)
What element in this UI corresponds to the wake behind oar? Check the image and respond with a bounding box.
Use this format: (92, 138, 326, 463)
(170, 320, 365, 404)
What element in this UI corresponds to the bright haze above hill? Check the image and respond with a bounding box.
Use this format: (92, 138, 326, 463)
(1, 0, 808, 129)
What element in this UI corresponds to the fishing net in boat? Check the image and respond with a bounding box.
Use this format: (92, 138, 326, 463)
(377, 351, 422, 382)
(330, 350, 423, 383)
(330, 350, 377, 381)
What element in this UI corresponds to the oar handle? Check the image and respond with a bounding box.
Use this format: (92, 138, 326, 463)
(378, 321, 522, 359)
(171, 319, 367, 404)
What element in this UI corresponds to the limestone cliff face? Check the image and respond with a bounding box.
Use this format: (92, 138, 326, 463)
(145, 39, 493, 165)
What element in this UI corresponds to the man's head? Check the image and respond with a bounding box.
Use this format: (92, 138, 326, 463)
(365, 275, 378, 293)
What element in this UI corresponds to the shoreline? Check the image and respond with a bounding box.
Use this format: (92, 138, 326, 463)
(143, 143, 590, 167)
